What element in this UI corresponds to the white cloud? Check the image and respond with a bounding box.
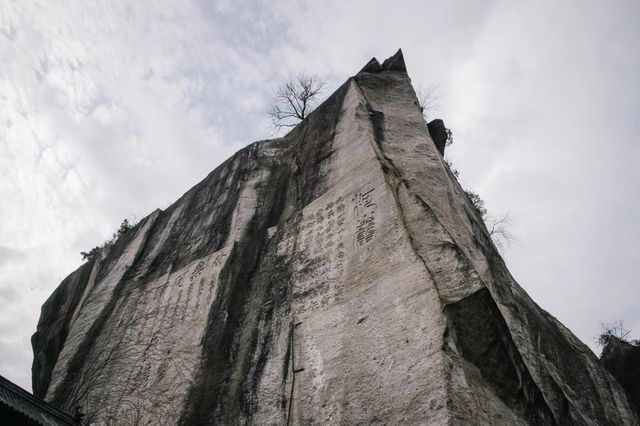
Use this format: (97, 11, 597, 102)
(442, 0, 640, 349)
(1, 0, 639, 391)
(0, 0, 288, 389)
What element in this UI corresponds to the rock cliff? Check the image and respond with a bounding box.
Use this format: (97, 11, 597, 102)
(32, 50, 638, 425)
(601, 337, 640, 418)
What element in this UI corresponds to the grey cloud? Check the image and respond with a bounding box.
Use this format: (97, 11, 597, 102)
(0, 285, 18, 303)
(0, 246, 24, 267)
(1, 0, 638, 391)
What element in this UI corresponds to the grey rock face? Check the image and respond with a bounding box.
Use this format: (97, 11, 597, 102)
(427, 119, 448, 155)
(601, 337, 640, 418)
(32, 50, 638, 425)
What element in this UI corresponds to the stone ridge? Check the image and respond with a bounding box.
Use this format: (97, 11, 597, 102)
(32, 51, 638, 425)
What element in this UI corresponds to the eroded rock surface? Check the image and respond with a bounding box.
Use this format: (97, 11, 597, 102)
(32, 50, 638, 425)
(601, 337, 640, 418)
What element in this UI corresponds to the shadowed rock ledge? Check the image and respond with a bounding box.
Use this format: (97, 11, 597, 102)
(32, 50, 638, 425)
(601, 337, 640, 418)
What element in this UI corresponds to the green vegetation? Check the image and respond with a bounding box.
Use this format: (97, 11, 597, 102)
(439, 128, 513, 250)
(463, 190, 487, 219)
(81, 219, 135, 261)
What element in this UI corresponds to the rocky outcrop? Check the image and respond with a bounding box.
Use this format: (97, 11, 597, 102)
(32, 50, 638, 425)
(427, 119, 448, 155)
(601, 337, 640, 418)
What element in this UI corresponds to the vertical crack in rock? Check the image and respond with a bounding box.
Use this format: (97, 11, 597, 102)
(32, 51, 638, 425)
(445, 287, 557, 424)
(178, 170, 290, 422)
(179, 82, 350, 425)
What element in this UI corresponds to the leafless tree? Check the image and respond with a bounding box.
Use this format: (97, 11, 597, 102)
(267, 74, 325, 131)
(416, 85, 440, 121)
(462, 188, 514, 251)
(597, 320, 632, 348)
(486, 213, 515, 251)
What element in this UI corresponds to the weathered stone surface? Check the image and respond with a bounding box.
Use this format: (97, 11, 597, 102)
(601, 337, 640, 418)
(427, 119, 448, 155)
(32, 50, 638, 425)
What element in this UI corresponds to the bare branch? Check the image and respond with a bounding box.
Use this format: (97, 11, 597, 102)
(597, 320, 632, 349)
(486, 213, 515, 251)
(267, 73, 325, 132)
(416, 84, 440, 121)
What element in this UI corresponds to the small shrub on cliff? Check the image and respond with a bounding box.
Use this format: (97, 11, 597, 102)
(444, 158, 460, 177)
(597, 320, 633, 348)
(445, 127, 453, 147)
(464, 190, 488, 218)
(79, 246, 102, 262)
(81, 218, 135, 261)
(440, 126, 512, 252)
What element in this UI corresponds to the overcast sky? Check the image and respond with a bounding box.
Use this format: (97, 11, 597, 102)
(1, 1, 639, 391)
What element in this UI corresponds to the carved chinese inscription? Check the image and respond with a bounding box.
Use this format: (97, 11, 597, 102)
(96, 245, 235, 424)
(190, 260, 206, 282)
(211, 252, 225, 267)
(353, 188, 377, 248)
(353, 188, 377, 216)
(291, 194, 350, 315)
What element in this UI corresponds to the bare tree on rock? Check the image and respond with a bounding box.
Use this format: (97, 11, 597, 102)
(463, 189, 514, 251)
(267, 74, 325, 131)
(486, 213, 515, 251)
(416, 84, 440, 121)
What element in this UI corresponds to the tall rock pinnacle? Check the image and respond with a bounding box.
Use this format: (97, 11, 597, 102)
(32, 50, 638, 425)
